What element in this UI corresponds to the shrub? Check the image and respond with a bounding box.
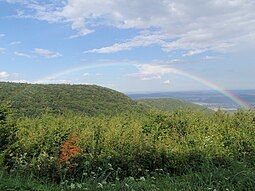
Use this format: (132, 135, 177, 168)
(1, 109, 255, 182)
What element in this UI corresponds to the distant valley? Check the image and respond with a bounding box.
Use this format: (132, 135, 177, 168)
(129, 90, 255, 111)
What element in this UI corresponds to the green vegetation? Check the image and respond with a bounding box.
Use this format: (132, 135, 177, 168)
(0, 83, 254, 190)
(1, 110, 255, 190)
(1, 164, 255, 191)
(0, 82, 142, 117)
(138, 98, 212, 113)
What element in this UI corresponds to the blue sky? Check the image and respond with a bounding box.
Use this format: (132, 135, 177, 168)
(0, 0, 255, 93)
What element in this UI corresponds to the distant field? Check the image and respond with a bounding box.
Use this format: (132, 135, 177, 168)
(138, 98, 212, 113)
(129, 90, 255, 111)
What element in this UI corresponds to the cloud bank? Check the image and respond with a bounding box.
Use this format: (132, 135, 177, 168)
(34, 48, 62, 58)
(6, 0, 255, 56)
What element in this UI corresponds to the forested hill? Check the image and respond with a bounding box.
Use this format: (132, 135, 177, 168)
(0, 82, 142, 117)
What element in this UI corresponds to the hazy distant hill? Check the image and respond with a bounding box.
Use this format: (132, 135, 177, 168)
(129, 90, 255, 111)
(0, 82, 142, 117)
(138, 98, 212, 112)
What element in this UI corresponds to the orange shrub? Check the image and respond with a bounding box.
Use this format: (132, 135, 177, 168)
(59, 135, 80, 165)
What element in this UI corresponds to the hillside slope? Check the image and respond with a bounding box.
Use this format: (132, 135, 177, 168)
(0, 82, 141, 117)
(138, 98, 212, 113)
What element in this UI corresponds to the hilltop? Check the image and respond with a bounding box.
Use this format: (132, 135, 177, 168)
(0, 82, 142, 117)
(0, 82, 212, 117)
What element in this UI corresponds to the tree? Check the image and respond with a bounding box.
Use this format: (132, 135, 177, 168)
(0, 105, 16, 151)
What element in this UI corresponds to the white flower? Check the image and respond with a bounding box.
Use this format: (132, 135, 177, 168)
(70, 183, 75, 189)
(97, 183, 103, 188)
(140, 177, 146, 181)
(76, 183, 82, 189)
(129, 177, 135, 181)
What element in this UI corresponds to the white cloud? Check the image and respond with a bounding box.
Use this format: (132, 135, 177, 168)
(86, 34, 164, 53)
(0, 71, 10, 79)
(35, 79, 73, 84)
(11, 79, 30, 83)
(183, 49, 209, 57)
(83, 73, 90, 77)
(5, 0, 26, 3)
(14, 51, 31, 58)
(163, 80, 171, 85)
(130, 64, 179, 80)
(0, 48, 5, 54)
(6, 0, 255, 55)
(203, 56, 217, 60)
(0, 71, 29, 82)
(0, 34, 5, 38)
(34, 48, 62, 58)
(10, 41, 21, 45)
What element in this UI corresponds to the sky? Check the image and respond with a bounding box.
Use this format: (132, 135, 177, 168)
(0, 0, 255, 93)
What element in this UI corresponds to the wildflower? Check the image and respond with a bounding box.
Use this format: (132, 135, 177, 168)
(129, 177, 135, 181)
(140, 176, 146, 181)
(108, 163, 114, 170)
(76, 183, 82, 189)
(107, 156, 112, 160)
(109, 167, 114, 170)
(85, 161, 90, 166)
(97, 183, 103, 188)
(70, 183, 75, 189)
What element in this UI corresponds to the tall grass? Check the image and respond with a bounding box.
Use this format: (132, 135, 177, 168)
(1, 109, 255, 190)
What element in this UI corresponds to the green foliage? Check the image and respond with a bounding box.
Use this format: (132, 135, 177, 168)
(0, 171, 62, 191)
(0, 85, 254, 190)
(0, 82, 143, 117)
(1, 160, 255, 191)
(0, 105, 16, 151)
(1, 109, 254, 187)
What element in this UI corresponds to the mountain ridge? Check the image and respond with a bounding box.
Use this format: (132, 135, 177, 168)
(0, 82, 142, 117)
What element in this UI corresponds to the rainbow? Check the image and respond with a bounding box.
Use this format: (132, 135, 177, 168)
(35, 63, 253, 110)
(35, 62, 122, 83)
(169, 68, 253, 109)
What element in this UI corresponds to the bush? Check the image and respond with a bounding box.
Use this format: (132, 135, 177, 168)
(1, 109, 255, 183)
(0, 105, 18, 171)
